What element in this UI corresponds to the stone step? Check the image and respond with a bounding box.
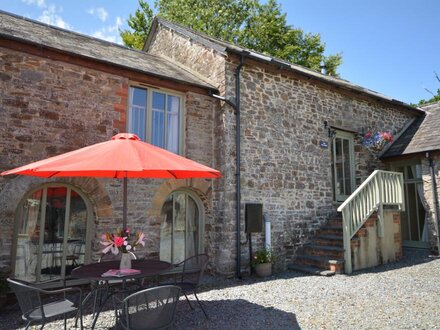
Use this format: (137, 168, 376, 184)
(315, 234, 344, 247)
(295, 254, 335, 269)
(304, 244, 345, 259)
(317, 226, 343, 237)
(287, 263, 335, 276)
(328, 217, 343, 227)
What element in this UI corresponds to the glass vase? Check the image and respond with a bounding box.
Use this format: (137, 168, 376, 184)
(120, 252, 132, 270)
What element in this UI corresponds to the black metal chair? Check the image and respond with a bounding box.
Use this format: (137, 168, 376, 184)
(169, 254, 209, 319)
(7, 277, 83, 330)
(117, 285, 181, 330)
(77, 252, 139, 326)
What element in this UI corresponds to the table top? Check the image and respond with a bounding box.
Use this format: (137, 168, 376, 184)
(71, 259, 172, 281)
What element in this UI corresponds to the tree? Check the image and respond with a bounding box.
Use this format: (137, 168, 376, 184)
(418, 72, 440, 106)
(120, 0, 342, 76)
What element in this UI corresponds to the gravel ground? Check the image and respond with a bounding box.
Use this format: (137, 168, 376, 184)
(1, 248, 440, 329)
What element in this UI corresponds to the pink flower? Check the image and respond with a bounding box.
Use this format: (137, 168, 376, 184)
(114, 236, 125, 247)
(382, 131, 392, 141)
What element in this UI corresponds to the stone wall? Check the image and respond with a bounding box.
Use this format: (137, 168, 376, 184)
(232, 56, 415, 270)
(148, 22, 418, 275)
(0, 45, 217, 272)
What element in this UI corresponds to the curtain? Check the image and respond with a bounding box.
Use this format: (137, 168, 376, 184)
(166, 95, 180, 154)
(416, 182, 429, 242)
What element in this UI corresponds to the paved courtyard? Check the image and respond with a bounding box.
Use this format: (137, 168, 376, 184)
(1, 249, 439, 329)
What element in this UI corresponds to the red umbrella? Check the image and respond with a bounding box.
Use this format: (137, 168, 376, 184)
(2, 133, 221, 227)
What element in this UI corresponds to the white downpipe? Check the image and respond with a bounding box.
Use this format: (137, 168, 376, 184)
(264, 215, 271, 249)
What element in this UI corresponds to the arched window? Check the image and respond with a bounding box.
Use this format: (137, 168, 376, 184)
(12, 184, 93, 282)
(160, 191, 203, 264)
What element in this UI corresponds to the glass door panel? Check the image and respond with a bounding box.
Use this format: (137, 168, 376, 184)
(14, 190, 43, 282)
(13, 186, 90, 282)
(393, 163, 428, 248)
(173, 193, 186, 264)
(160, 192, 201, 264)
(332, 131, 355, 202)
(64, 191, 87, 276)
(160, 196, 173, 263)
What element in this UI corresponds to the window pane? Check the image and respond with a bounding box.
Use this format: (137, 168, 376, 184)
(343, 139, 352, 194)
(335, 139, 344, 195)
(166, 95, 180, 154)
(129, 87, 147, 141)
(152, 92, 165, 148)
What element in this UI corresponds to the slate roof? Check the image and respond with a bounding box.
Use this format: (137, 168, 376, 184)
(0, 11, 215, 91)
(145, 17, 423, 114)
(381, 101, 440, 158)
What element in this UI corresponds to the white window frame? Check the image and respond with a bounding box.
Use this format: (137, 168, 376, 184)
(127, 84, 184, 155)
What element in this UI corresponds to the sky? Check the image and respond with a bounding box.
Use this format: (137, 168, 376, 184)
(0, 0, 438, 105)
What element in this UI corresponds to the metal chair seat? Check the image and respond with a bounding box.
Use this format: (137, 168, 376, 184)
(7, 277, 83, 330)
(28, 299, 76, 319)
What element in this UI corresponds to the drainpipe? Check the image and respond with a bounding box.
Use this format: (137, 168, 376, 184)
(235, 53, 246, 278)
(427, 152, 440, 254)
(209, 52, 247, 278)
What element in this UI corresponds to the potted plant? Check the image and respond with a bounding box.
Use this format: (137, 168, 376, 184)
(252, 248, 276, 277)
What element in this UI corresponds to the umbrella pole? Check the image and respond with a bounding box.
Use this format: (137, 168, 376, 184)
(123, 177, 128, 229)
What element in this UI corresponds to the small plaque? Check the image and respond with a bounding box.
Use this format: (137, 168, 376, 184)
(319, 140, 329, 148)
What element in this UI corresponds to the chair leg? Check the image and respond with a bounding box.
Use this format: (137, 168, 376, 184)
(25, 321, 32, 330)
(183, 292, 194, 309)
(194, 292, 208, 319)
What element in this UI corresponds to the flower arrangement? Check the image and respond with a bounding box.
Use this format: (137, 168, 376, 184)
(251, 248, 276, 266)
(361, 130, 393, 152)
(100, 228, 145, 255)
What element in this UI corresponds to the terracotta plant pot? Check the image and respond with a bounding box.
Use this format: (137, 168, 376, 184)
(255, 262, 272, 277)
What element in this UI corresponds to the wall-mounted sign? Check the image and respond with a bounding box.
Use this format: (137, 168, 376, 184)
(319, 140, 329, 149)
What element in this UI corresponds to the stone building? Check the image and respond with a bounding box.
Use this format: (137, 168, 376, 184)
(0, 11, 437, 281)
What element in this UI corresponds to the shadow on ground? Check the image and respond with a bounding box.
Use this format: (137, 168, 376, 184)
(0, 294, 300, 330)
(174, 299, 300, 330)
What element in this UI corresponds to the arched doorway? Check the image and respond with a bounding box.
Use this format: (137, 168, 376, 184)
(11, 184, 93, 282)
(160, 191, 204, 264)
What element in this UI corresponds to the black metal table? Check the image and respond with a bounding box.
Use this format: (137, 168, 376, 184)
(71, 259, 172, 329)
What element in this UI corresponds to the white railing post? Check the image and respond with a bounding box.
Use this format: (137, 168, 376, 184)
(343, 207, 352, 274)
(378, 172, 384, 237)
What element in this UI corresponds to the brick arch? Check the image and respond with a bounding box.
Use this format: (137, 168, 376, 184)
(148, 178, 212, 217)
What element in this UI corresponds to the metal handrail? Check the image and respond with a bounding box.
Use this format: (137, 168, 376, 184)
(337, 170, 405, 273)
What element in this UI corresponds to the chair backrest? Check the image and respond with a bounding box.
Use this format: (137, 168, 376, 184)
(121, 285, 181, 330)
(179, 254, 209, 286)
(7, 278, 43, 320)
(99, 251, 137, 262)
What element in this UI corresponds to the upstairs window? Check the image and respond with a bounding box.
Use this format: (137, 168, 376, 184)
(128, 86, 182, 154)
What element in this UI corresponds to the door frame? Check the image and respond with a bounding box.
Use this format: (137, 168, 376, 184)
(332, 130, 356, 202)
(11, 183, 94, 282)
(390, 160, 429, 249)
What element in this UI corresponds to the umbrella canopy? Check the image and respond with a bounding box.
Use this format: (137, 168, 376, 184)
(2, 133, 221, 226)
